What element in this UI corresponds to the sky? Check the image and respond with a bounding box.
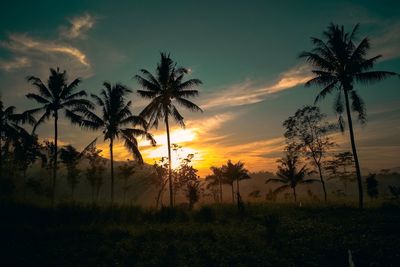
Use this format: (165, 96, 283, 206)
(0, 0, 399, 176)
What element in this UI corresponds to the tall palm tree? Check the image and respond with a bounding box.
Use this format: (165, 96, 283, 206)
(135, 52, 202, 207)
(79, 82, 155, 203)
(266, 150, 317, 203)
(222, 160, 250, 205)
(299, 23, 398, 208)
(25, 68, 92, 205)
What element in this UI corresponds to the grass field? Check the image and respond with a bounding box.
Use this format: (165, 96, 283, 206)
(1, 201, 400, 266)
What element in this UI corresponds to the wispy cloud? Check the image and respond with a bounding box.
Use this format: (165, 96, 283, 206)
(371, 21, 400, 60)
(1, 34, 90, 66)
(201, 64, 312, 110)
(0, 57, 31, 71)
(59, 13, 96, 39)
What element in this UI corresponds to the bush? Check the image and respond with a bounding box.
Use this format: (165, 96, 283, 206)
(194, 206, 216, 223)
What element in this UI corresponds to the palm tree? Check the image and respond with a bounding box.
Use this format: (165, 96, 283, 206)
(266, 149, 317, 203)
(79, 82, 155, 203)
(299, 23, 398, 208)
(135, 52, 202, 207)
(25, 68, 92, 205)
(222, 160, 250, 205)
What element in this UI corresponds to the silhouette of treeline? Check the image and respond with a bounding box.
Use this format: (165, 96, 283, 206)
(1, 201, 400, 266)
(0, 24, 399, 209)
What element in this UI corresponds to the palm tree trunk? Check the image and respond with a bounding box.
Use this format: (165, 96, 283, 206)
(219, 178, 223, 203)
(317, 163, 327, 202)
(165, 114, 174, 207)
(344, 89, 363, 209)
(110, 139, 114, 204)
(293, 187, 297, 203)
(52, 111, 58, 207)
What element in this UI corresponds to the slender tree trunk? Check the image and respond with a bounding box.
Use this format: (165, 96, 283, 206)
(52, 111, 58, 207)
(293, 187, 297, 203)
(71, 186, 74, 200)
(317, 163, 327, 202)
(219, 177, 223, 203)
(344, 89, 363, 209)
(231, 184, 235, 203)
(110, 139, 114, 204)
(165, 114, 173, 207)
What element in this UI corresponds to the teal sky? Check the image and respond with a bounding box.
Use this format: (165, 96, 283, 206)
(0, 0, 399, 174)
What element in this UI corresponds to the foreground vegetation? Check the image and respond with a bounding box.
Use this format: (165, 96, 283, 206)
(2, 201, 400, 266)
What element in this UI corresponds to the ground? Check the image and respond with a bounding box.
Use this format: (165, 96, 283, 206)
(1, 202, 399, 266)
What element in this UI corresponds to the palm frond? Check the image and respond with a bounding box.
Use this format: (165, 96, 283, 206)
(350, 90, 367, 124)
(175, 97, 203, 112)
(26, 93, 50, 104)
(354, 71, 397, 85)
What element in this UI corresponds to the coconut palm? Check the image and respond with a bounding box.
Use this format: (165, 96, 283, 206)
(25, 68, 92, 205)
(266, 149, 318, 203)
(135, 52, 202, 207)
(299, 23, 398, 208)
(79, 82, 155, 203)
(222, 160, 250, 205)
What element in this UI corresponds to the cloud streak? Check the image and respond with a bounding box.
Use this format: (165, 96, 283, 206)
(59, 13, 96, 39)
(200, 64, 312, 110)
(1, 34, 90, 66)
(0, 57, 31, 71)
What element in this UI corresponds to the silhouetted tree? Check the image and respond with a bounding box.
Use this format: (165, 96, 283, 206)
(118, 160, 136, 203)
(0, 99, 30, 178)
(365, 173, 378, 200)
(211, 166, 224, 203)
(300, 23, 398, 208)
(222, 160, 250, 206)
(135, 52, 202, 207)
(185, 180, 201, 209)
(80, 82, 155, 203)
(325, 151, 355, 194)
(266, 145, 318, 203)
(284, 105, 335, 202)
(205, 166, 225, 203)
(12, 128, 43, 186)
(59, 145, 82, 199)
(25, 68, 92, 205)
(85, 145, 106, 202)
(152, 157, 169, 208)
